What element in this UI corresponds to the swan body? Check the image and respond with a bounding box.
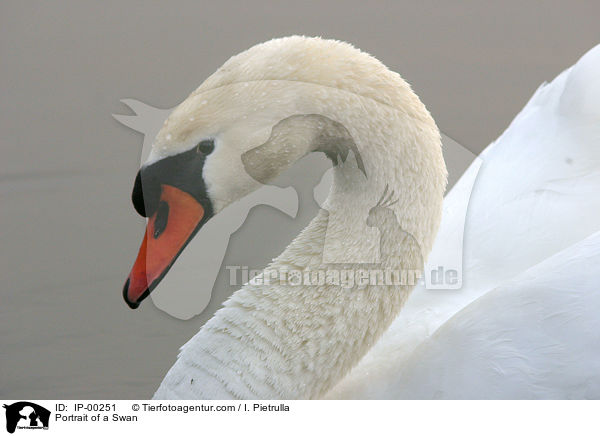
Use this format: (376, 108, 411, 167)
(327, 43, 600, 399)
(371, 230, 600, 399)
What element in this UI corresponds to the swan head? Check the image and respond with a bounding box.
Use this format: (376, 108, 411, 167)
(122, 36, 446, 309)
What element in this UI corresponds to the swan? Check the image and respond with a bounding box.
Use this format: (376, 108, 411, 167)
(122, 35, 447, 399)
(123, 36, 600, 399)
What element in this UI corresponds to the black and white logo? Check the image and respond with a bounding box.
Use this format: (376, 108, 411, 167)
(3, 402, 50, 434)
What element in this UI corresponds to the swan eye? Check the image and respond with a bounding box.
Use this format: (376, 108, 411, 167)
(196, 139, 215, 155)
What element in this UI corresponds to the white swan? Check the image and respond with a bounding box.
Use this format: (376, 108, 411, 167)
(123, 37, 600, 399)
(123, 36, 446, 399)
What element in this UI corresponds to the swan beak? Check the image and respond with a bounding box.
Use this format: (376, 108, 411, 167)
(123, 184, 205, 309)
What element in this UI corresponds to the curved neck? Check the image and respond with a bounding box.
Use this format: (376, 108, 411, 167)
(154, 148, 426, 400)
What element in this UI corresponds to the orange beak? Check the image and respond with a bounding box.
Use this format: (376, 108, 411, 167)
(123, 184, 205, 308)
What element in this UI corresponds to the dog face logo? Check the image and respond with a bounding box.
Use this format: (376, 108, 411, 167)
(3, 402, 50, 433)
